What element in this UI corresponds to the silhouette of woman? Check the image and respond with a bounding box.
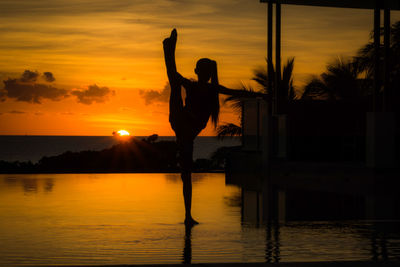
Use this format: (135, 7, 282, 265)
(163, 28, 264, 225)
(163, 29, 220, 225)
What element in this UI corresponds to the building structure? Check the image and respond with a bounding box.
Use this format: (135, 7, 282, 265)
(226, 1, 400, 222)
(259, 0, 398, 167)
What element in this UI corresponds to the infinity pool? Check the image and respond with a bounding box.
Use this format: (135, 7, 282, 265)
(0, 173, 398, 265)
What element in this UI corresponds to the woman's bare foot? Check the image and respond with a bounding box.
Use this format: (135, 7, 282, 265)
(184, 217, 199, 226)
(163, 29, 177, 52)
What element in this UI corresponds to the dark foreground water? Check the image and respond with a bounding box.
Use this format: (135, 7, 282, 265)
(0, 173, 399, 265)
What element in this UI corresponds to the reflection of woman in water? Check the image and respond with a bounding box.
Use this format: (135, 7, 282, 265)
(163, 29, 262, 225)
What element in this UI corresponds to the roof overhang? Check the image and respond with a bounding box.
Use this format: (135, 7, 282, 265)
(260, 0, 400, 10)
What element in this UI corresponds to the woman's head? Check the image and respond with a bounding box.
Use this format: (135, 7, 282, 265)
(195, 58, 215, 83)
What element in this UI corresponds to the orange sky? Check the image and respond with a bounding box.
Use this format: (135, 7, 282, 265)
(0, 1, 399, 136)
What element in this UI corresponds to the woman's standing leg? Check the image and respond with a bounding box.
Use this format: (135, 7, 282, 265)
(177, 135, 198, 225)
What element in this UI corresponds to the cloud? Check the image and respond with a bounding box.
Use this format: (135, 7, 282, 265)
(139, 83, 170, 105)
(20, 70, 39, 82)
(119, 107, 133, 112)
(60, 112, 74, 115)
(8, 110, 26, 114)
(2, 70, 67, 103)
(72, 84, 115, 105)
(3, 78, 68, 104)
(43, 72, 55, 82)
(2, 70, 114, 105)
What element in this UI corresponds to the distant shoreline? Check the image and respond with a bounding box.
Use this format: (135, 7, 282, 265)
(0, 135, 239, 174)
(0, 135, 240, 164)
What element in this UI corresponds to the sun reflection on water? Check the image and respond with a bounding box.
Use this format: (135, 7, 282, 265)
(0, 173, 399, 265)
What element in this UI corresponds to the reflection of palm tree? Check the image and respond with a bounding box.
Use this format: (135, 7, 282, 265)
(217, 58, 296, 139)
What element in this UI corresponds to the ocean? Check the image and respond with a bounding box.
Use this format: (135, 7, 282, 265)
(0, 136, 241, 163)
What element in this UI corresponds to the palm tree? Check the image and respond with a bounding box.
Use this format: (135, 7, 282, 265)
(216, 123, 242, 139)
(301, 57, 364, 101)
(303, 21, 400, 101)
(216, 83, 249, 140)
(301, 76, 330, 100)
(217, 57, 296, 139)
(252, 57, 296, 101)
(355, 21, 400, 77)
(354, 21, 400, 98)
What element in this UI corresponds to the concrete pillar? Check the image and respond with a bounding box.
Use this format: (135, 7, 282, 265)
(373, 0, 381, 112)
(275, 1, 281, 115)
(242, 190, 262, 223)
(365, 194, 397, 220)
(366, 112, 396, 168)
(277, 190, 286, 222)
(262, 100, 272, 221)
(276, 114, 288, 159)
(384, 7, 391, 111)
(267, 0, 273, 100)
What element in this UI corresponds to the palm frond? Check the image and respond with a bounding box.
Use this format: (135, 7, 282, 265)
(282, 57, 294, 84)
(217, 123, 242, 140)
(301, 77, 330, 100)
(251, 57, 275, 95)
(322, 57, 360, 100)
(224, 83, 256, 103)
(281, 57, 296, 100)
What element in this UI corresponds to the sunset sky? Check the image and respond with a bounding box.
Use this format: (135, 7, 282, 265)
(1, 0, 399, 136)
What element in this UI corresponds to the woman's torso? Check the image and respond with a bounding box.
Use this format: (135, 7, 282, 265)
(183, 81, 215, 130)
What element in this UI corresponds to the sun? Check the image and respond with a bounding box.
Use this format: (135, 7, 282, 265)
(117, 130, 130, 136)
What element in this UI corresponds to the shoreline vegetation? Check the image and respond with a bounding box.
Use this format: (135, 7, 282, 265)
(0, 134, 237, 174)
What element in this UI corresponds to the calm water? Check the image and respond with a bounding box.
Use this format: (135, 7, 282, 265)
(0, 173, 399, 265)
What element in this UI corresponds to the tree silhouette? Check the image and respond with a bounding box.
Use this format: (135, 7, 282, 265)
(354, 20, 400, 101)
(301, 57, 365, 101)
(302, 21, 400, 101)
(217, 57, 296, 139)
(217, 123, 242, 139)
(252, 57, 296, 101)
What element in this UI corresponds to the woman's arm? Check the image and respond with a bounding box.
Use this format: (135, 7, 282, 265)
(211, 61, 267, 98)
(218, 85, 268, 99)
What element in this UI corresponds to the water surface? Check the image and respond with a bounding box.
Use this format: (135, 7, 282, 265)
(0, 173, 398, 265)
